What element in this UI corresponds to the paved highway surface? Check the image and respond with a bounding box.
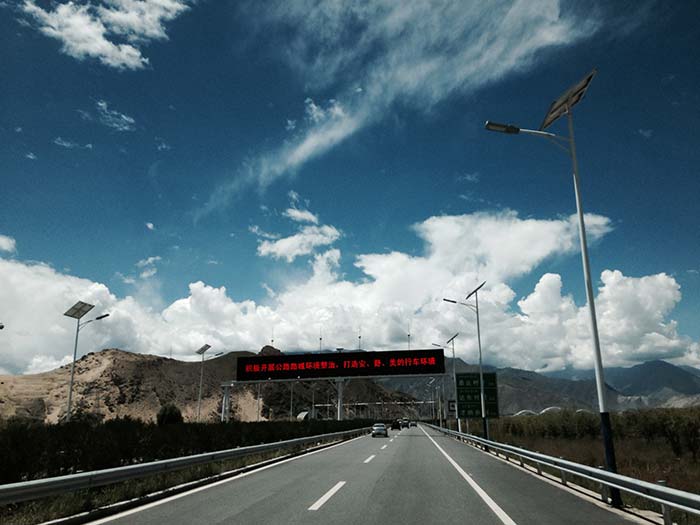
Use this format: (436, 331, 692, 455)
(90, 425, 637, 525)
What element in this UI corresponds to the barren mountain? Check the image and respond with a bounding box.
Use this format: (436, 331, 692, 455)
(0, 347, 417, 423)
(0, 348, 257, 423)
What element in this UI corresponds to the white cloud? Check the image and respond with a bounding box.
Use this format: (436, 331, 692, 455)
(22, 1, 147, 70)
(21, 0, 190, 70)
(248, 225, 279, 240)
(257, 225, 341, 262)
(96, 0, 189, 42)
(15, 127, 22, 133)
(54, 136, 92, 149)
(457, 172, 480, 183)
(0, 234, 17, 254)
(96, 100, 135, 131)
(283, 208, 319, 224)
(136, 256, 162, 268)
(638, 128, 653, 139)
(145, 222, 155, 230)
(25, 355, 72, 375)
(2, 210, 697, 375)
(285, 119, 296, 131)
(25, 152, 37, 160)
(199, 0, 600, 216)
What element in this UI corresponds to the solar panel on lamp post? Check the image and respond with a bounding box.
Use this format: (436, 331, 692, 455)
(63, 302, 110, 422)
(444, 281, 488, 439)
(195, 344, 211, 422)
(484, 69, 622, 508)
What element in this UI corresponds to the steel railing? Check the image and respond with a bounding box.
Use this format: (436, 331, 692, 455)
(426, 423, 700, 524)
(0, 427, 369, 506)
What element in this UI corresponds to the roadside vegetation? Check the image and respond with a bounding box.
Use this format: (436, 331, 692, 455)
(0, 412, 371, 484)
(464, 407, 700, 523)
(0, 411, 371, 524)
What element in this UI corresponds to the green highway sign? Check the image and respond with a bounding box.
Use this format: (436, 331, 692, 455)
(456, 372, 499, 418)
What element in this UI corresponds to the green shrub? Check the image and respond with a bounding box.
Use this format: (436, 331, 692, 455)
(157, 404, 183, 426)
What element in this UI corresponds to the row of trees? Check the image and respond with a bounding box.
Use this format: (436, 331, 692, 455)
(486, 408, 700, 461)
(0, 407, 372, 485)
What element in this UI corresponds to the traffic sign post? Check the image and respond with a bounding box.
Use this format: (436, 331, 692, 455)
(456, 373, 499, 420)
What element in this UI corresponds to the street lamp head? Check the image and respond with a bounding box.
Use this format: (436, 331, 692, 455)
(95, 313, 110, 321)
(484, 121, 520, 134)
(64, 301, 95, 320)
(431, 343, 444, 348)
(446, 333, 459, 345)
(0, 323, 4, 330)
(196, 344, 211, 355)
(443, 298, 457, 304)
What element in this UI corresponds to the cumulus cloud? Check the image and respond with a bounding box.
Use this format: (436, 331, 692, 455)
(0, 234, 17, 254)
(25, 152, 37, 160)
(1, 210, 697, 375)
(21, 1, 147, 70)
(20, 0, 190, 70)
(145, 222, 155, 231)
(96, 100, 135, 131)
(199, 0, 600, 216)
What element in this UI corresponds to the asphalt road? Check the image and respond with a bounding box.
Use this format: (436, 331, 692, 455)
(90, 425, 637, 525)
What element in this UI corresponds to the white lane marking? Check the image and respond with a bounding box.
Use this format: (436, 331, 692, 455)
(381, 445, 387, 450)
(364, 454, 376, 464)
(308, 481, 346, 511)
(419, 426, 517, 525)
(389, 439, 394, 442)
(86, 435, 366, 524)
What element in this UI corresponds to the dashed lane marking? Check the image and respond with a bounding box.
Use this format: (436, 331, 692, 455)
(308, 481, 346, 511)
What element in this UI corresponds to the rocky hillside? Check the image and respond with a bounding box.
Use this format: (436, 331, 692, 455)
(0, 347, 417, 423)
(0, 348, 257, 423)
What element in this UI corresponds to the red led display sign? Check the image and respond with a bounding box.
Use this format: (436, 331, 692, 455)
(236, 349, 445, 382)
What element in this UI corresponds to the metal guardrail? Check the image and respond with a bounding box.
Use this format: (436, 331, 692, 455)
(426, 423, 700, 524)
(0, 427, 369, 506)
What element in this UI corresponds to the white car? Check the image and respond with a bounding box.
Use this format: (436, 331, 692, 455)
(371, 423, 388, 437)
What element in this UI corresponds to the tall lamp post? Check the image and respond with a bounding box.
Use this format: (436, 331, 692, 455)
(195, 344, 212, 422)
(444, 281, 488, 439)
(484, 69, 622, 507)
(63, 301, 109, 422)
(432, 333, 460, 432)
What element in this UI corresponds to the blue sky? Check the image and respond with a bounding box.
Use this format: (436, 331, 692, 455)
(1, 1, 698, 375)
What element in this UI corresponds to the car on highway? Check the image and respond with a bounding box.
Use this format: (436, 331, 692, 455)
(371, 423, 388, 437)
(390, 420, 401, 430)
(400, 418, 409, 429)
(409, 421, 417, 427)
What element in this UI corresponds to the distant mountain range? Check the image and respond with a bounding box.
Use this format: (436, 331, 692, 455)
(1, 349, 698, 423)
(544, 360, 700, 396)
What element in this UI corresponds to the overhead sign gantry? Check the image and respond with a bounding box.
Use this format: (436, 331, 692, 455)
(221, 349, 446, 422)
(236, 348, 445, 382)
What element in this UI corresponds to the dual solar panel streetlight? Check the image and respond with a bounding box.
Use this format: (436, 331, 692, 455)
(484, 69, 622, 507)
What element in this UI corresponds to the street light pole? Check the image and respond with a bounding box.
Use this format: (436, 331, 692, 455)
(66, 317, 80, 422)
(63, 301, 109, 422)
(196, 344, 211, 422)
(474, 288, 488, 440)
(444, 281, 488, 438)
(483, 69, 621, 507)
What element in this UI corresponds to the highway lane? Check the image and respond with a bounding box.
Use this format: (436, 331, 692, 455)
(90, 425, 638, 525)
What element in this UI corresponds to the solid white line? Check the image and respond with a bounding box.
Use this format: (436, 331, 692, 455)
(85, 435, 366, 524)
(419, 426, 517, 525)
(308, 481, 346, 511)
(380, 445, 387, 450)
(363, 454, 376, 464)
